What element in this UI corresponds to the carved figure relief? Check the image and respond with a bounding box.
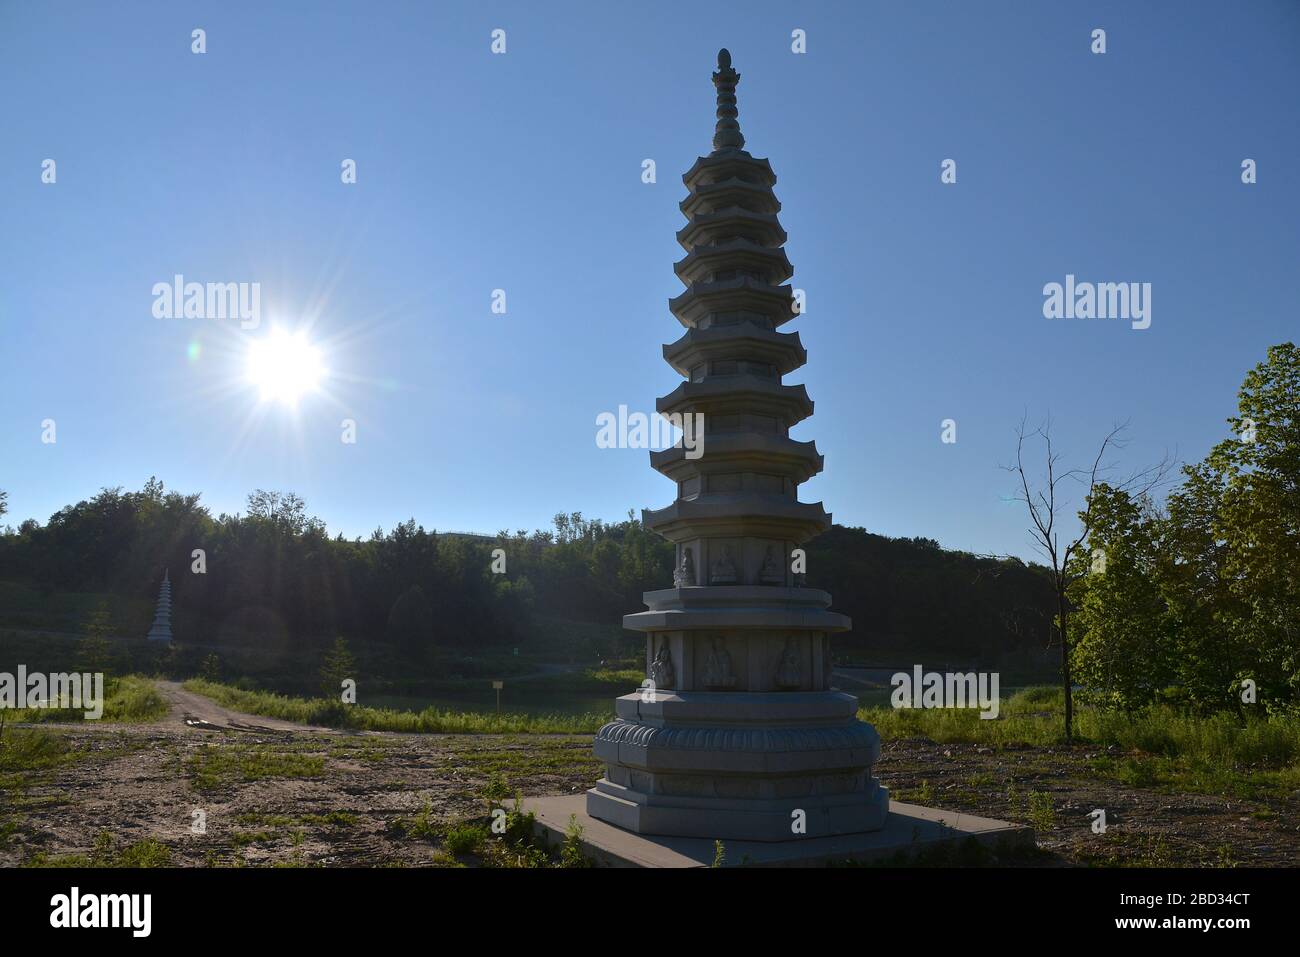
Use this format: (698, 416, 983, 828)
(710, 544, 738, 584)
(674, 547, 696, 587)
(649, 639, 675, 689)
(775, 636, 801, 689)
(702, 637, 735, 689)
(759, 544, 784, 584)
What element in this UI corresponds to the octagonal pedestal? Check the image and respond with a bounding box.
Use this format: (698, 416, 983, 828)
(587, 690, 890, 842)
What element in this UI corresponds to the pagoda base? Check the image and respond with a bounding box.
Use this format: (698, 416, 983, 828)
(587, 689, 889, 842)
(587, 777, 888, 842)
(529, 795, 1034, 867)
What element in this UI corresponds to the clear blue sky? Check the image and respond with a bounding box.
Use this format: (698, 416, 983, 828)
(2, 1, 1297, 560)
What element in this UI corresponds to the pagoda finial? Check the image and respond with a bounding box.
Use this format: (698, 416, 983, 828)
(711, 48, 744, 152)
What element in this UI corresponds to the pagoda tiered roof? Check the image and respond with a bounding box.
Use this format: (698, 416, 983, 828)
(644, 47, 832, 548)
(661, 324, 806, 377)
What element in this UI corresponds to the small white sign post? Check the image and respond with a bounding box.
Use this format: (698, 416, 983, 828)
(492, 680, 503, 713)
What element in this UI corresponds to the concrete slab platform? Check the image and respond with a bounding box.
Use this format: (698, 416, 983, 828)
(522, 794, 1034, 867)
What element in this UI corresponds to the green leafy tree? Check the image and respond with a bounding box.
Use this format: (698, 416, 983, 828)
(1069, 343, 1299, 714)
(1068, 485, 1174, 709)
(76, 601, 116, 676)
(319, 638, 357, 699)
(1159, 462, 1242, 710)
(201, 654, 222, 682)
(1006, 418, 1171, 740)
(1206, 343, 1300, 708)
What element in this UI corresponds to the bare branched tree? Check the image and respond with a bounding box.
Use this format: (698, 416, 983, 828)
(1003, 416, 1173, 741)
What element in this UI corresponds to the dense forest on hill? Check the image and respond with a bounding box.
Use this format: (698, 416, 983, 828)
(0, 481, 1057, 674)
(3, 344, 1293, 711)
(806, 526, 1056, 666)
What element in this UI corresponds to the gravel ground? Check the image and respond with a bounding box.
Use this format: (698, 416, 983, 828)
(2, 683, 1295, 867)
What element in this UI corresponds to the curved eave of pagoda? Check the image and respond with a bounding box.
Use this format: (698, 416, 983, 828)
(676, 208, 787, 252)
(642, 496, 831, 544)
(682, 151, 777, 191)
(637, 583, 839, 614)
(662, 324, 806, 377)
(668, 277, 795, 329)
(680, 178, 780, 219)
(656, 376, 813, 427)
(624, 605, 851, 634)
(673, 239, 793, 286)
(649, 432, 824, 485)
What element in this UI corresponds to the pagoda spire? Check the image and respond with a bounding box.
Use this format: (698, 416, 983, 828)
(711, 48, 745, 152)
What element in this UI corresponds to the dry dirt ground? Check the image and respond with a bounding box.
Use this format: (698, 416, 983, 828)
(2, 683, 1296, 867)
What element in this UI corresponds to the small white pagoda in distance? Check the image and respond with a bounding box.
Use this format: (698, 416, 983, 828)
(146, 569, 174, 643)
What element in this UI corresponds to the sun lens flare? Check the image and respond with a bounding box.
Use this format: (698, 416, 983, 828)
(246, 327, 325, 404)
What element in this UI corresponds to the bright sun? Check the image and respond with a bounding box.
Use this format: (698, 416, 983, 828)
(246, 327, 326, 404)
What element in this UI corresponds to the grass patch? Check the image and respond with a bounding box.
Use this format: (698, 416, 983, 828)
(444, 824, 487, 857)
(480, 771, 511, 801)
(183, 678, 608, 734)
(24, 831, 171, 868)
(393, 796, 562, 868)
(862, 686, 1300, 799)
(1073, 831, 1177, 867)
(0, 726, 142, 852)
(300, 810, 358, 827)
(559, 814, 591, 868)
(477, 803, 549, 868)
(1025, 791, 1056, 832)
(392, 799, 443, 841)
(432, 739, 600, 783)
(4, 675, 168, 724)
(0, 726, 72, 774)
(269, 829, 313, 868)
(187, 743, 325, 792)
(525, 667, 644, 694)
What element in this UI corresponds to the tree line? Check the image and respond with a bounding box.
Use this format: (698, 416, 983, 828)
(1069, 343, 1299, 716)
(5, 343, 1288, 713)
(0, 488, 1059, 673)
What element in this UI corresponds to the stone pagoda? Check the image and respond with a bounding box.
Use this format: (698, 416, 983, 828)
(145, 569, 173, 643)
(586, 50, 889, 841)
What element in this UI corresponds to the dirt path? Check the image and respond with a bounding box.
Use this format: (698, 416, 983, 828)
(152, 680, 341, 735)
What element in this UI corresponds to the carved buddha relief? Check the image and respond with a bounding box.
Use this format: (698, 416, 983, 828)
(674, 546, 696, 587)
(649, 638, 675, 689)
(710, 544, 739, 584)
(702, 637, 736, 689)
(774, 635, 801, 690)
(759, 543, 784, 584)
